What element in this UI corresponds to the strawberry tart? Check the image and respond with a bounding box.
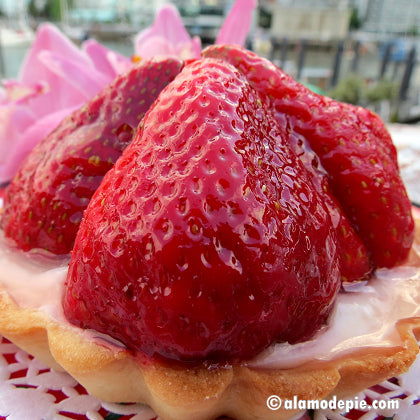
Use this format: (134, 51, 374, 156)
(0, 45, 419, 420)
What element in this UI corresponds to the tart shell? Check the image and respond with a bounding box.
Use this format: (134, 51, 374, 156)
(0, 214, 419, 420)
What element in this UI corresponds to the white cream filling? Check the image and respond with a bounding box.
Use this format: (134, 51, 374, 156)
(249, 267, 420, 368)
(0, 232, 69, 322)
(0, 230, 419, 368)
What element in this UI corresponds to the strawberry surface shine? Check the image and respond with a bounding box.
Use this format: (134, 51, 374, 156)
(64, 59, 341, 362)
(203, 45, 414, 271)
(1, 57, 184, 254)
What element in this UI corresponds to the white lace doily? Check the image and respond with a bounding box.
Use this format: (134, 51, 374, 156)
(314, 343, 420, 420)
(0, 337, 156, 420)
(0, 335, 419, 420)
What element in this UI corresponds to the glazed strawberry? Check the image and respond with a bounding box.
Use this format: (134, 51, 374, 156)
(203, 45, 414, 269)
(63, 58, 341, 363)
(204, 46, 372, 282)
(284, 119, 372, 282)
(1, 57, 184, 254)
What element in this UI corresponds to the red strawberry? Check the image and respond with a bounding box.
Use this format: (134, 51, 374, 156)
(282, 115, 372, 282)
(203, 47, 372, 282)
(63, 58, 341, 363)
(203, 45, 414, 270)
(1, 57, 184, 254)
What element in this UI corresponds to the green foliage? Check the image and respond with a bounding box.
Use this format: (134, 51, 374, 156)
(44, 0, 62, 21)
(327, 74, 364, 105)
(327, 74, 399, 106)
(365, 80, 399, 103)
(407, 25, 419, 36)
(28, 0, 42, 18)
(28, 0, 62, 21)
(349, 7, 362, 30)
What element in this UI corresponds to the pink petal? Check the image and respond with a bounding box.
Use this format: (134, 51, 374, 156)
(0, 105, 80, 184)
(216, 0, 257, 46)
(19, 23, 92, 86)
(38, 50, 111, 98)
(135, 4, 201, 59)
(175, 36, 202, 60)
(191, 36, 202, 57)
(2, 79, 48, 104)
(83, 39, 131, 78)
(18, 73, 86, 119)
(135, 35, 178, 58)
(0, 104, 37, 180)
(136, 4, 190, 46)
(13, 24, 100, 117)
(107, 52, 132, 75)
(0, 105, 36, 152)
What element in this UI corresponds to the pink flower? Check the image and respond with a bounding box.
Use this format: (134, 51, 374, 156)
(0, 23, 129, 184)
(135, 0, 256, 59)
(216, 0, 257, 46)
(134, 4, 202, 60)
(1, 0, 256, 184)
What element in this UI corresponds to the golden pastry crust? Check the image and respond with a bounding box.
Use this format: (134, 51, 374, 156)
(0, 215, 419, 420)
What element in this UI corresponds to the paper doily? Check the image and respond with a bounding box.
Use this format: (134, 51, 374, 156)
(0, 337, 156, 420)
(315, 343, 420, 420)
(0, 336, 419, 420)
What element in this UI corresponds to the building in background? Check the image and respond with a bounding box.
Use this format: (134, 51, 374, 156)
(361, 0, 420, 35)
(67, 0, 166, 26)
(269, 0, 351, 41)
(257, 0, 420, 41)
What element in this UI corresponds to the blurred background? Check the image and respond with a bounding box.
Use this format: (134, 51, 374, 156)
(1, 0, 420, 123)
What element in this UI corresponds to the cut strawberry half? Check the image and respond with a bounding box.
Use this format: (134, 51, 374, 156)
(1, 57, 184, 254)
